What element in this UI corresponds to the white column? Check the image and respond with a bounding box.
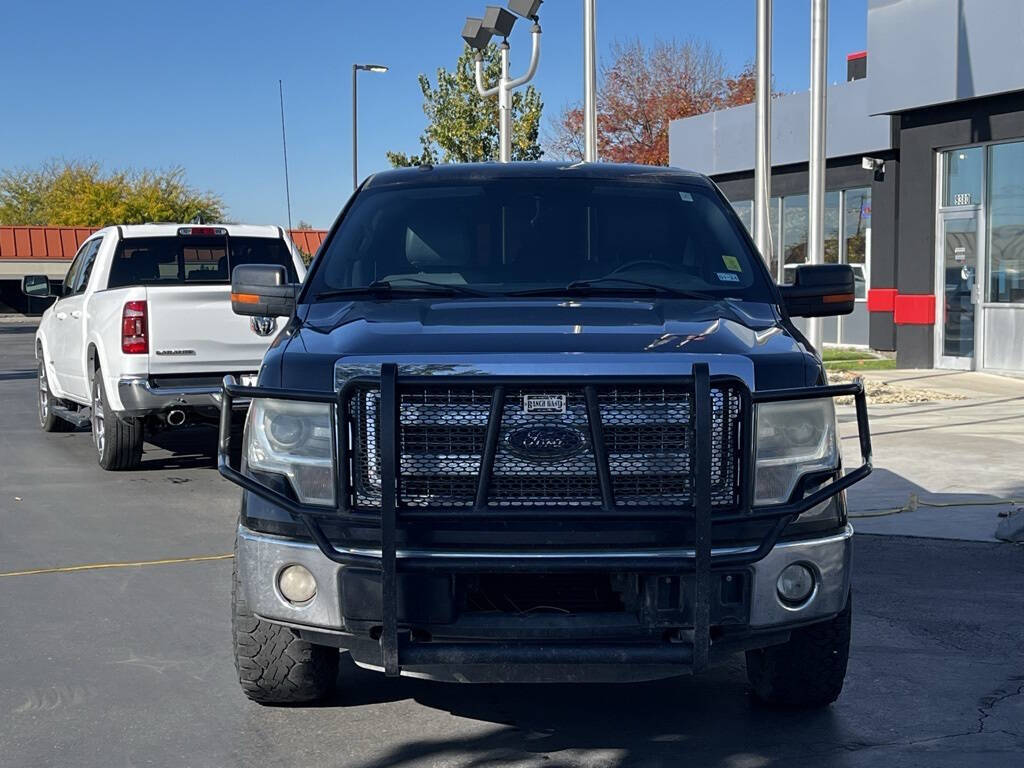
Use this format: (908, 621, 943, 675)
(807, 0, 829, 350)
(753, 0, 773, 263)
(583, 0, 598, 162)
(499, 42, 511, 163)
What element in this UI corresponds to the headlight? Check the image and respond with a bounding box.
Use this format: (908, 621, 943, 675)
(754, 399, 838, 504)
(245, 399, 335, 506)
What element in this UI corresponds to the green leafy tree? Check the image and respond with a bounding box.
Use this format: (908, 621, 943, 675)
(387, 44, 543, 166)
(0, 160, 224, 226)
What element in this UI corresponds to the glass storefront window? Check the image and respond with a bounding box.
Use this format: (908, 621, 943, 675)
(731, 199, 753, 235)
(987, 141, 1024, 303)
(779, 193, 837, 284)
(782, 194, 807, 284)
(843, 187, 871, 299)
(768, 196, 780, 281)
(943, 146, 983, 207)
(824, 190, 840, 265)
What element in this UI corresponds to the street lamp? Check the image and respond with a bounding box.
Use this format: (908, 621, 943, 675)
(464, 2, 543, 163)
(352, 63, 389, 191)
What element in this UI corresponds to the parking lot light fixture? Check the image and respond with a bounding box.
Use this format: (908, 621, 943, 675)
(482, 6, 518, 38)
(471, 6, 542, 162)
(508, 0, 542, 20)
(462, 17, 494, 50)
(352, 62, 389, 191)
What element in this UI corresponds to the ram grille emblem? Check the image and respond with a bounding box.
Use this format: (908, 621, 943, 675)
(250, 316, 278, 337)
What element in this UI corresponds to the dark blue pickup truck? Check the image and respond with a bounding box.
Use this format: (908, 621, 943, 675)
(220, 162, 871, 707)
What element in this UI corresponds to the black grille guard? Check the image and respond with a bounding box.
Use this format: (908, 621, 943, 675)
(218, 363, 872, 674)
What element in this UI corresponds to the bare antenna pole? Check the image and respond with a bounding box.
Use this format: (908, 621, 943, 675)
(279, 79, 293, 232)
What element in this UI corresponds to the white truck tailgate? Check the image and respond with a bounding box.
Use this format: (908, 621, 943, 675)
(145, 285, 273, 374)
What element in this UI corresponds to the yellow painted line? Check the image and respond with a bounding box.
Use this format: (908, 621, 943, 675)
(0, 553, 233, 578)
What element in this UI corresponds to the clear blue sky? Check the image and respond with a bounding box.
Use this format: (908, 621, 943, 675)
(0, 0, 866, 228)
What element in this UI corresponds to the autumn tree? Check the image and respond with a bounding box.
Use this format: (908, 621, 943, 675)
(387, 44, 544, 166)
(0, 160, 224, 226)
(548, 39, 757, 166)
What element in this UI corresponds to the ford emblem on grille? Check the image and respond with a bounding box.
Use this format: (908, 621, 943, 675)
(506, 424, 585, 461)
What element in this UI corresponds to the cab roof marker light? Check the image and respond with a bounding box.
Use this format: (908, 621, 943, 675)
(177, 226, 227, 237)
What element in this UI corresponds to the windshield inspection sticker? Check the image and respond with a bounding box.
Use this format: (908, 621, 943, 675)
(678, 191, 694, 202)
(721, 254, 742, 271)
(716, 272, 740, 283)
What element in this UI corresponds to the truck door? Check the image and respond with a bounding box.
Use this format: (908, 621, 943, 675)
(52, 237, 101, 401)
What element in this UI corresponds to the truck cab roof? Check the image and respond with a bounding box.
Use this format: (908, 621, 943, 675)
(363, 161, 715, 190)
(113, 223, 285, 239)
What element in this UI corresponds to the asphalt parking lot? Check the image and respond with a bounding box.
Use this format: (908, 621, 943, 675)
(1, 321, 1022, 768)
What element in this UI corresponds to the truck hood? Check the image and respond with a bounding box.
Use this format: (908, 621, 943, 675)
(272, 298, 818, 391)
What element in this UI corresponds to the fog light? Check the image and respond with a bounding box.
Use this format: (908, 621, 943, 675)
(278, 564, 317, 604)
(776, 563, 815, 604)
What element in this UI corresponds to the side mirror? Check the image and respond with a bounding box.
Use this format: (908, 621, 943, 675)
(21, 275, 53, 298)
(780, 264, 856, 317)
(230, 264, 297, 317)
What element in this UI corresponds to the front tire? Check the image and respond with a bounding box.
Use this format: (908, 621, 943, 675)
(231, 542, 338, 704)
(745, 592, 852, 708)
(37, 359, 75, 433)
(91, 370, 143, 470)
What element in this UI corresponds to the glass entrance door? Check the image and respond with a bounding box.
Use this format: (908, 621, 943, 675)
(937, 213, 981, 368)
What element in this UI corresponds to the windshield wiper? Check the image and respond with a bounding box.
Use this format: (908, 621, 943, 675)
(506, 277, 721, 301)
(316, 279, 488, 300)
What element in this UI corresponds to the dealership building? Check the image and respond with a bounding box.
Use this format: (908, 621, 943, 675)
(669, 0, 1024, 374)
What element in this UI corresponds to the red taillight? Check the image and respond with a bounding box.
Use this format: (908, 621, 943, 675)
(121, 300, 148, 354)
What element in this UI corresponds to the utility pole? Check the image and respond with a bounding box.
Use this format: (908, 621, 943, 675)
(583, 0, 598, 162)
(807, 0, 829, 350)
(753, 0, 773, 263)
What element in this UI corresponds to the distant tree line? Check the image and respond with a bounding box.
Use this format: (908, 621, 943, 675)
(0, 160, 224, 226)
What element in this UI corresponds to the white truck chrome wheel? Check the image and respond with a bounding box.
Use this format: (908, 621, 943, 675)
(91, 376, 105, 456)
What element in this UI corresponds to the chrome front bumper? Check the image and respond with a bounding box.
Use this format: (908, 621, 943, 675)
(117, 376, 249, 415)
(236, 523, 854, 635)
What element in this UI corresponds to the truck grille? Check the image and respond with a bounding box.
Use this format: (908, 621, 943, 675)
(346, 383, 744, 511)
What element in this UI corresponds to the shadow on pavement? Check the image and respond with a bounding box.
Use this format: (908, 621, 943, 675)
(325, 655, 844, 768)
(142, 424, 241, 470)
(0, 324, 38, 335)
(0, 369, 37, 381)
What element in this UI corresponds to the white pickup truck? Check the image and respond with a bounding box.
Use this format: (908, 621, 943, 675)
(21, 224, 307, 470)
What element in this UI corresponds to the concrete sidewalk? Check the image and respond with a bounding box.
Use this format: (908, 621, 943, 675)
(839, 370, 1024, 542)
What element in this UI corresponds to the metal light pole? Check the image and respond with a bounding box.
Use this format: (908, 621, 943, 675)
(583, 0, 598, 162)
(753, 0, 773, 263)
(352, 63, 388, 191)
(473, 21, 542, 162)
(806, 0, 828, 350)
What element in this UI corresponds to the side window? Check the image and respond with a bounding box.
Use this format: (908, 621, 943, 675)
(61, 241, 90, 298)
(73, 239, 103, 295)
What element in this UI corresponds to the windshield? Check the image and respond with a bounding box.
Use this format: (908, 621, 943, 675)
(306, 178, 774, 302)
(108, 235, 297, 288)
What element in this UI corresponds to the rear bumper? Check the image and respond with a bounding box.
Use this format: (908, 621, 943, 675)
(116, 376, 250, 415)
(236, 522, 853, 670)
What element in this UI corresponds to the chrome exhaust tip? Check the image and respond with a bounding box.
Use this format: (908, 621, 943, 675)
(166, 409, 186, 427)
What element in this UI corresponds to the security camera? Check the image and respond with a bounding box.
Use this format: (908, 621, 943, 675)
(861, 156, 885, 173)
